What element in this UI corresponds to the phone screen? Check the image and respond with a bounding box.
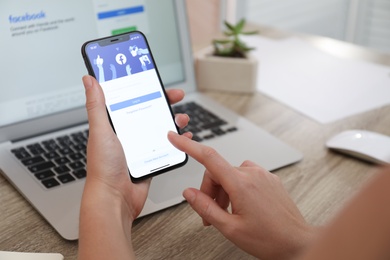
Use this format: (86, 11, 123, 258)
(82, 31, 187, 181)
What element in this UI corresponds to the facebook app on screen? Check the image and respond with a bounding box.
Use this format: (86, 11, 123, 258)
(85, 32, 186, 178)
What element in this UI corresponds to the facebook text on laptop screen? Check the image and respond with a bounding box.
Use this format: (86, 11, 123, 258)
(0, 0, 184, 128)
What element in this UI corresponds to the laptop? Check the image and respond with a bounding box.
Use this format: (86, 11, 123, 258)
(0, 0, 302, 240)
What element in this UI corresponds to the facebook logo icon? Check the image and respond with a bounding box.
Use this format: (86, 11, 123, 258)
(115, 53, 127, 65)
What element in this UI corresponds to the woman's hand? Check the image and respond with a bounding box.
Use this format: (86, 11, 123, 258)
(168, 131, 316, 260)
(78, 75, 189, 260)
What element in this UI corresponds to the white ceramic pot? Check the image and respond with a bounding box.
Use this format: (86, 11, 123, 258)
(195, 46, 258, 93)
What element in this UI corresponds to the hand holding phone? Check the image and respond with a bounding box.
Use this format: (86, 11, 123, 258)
(81, 31, 187, 182)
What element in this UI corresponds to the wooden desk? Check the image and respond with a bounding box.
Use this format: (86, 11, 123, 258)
(1, 29, 389, 259)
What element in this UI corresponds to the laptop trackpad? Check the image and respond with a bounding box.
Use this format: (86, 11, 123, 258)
(148, 179, 180, 204)
(147, 158, 203, 204)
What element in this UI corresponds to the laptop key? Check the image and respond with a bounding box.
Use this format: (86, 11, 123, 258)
(11, 147, 31, 159)
(203, 134, 215, 140)
(202, 120, 227, 130)
(71, 132, 87, 144)
(11, 147, 26, 153)
(192, 135, 203, 142)
(184, 125, 202, 134)
(73, 169, 87, 179)
(44, 151, 60, 160)
(42, 178, 60, 189)
(211, 127, 226, 136)
(28, 161, 55, 173)
(226, 127, 238, 132)
(73, 143, 87, 150)
(58, 147, 74, 155)
(54, 165, 71, 175)
(21, 155, 45, 166)
(69, 153, 83, 161)
(54, 157, 70, 165)
(35, 170, 55, 180)
(57, 135, 75, 147)
(27, 143, 46, 155)
(69, 161, 85, 170)
(57, 173, 75, 184)
(42, 139, 61, 151)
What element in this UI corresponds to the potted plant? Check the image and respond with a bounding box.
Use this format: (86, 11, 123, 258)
(195, 19, 259, 93)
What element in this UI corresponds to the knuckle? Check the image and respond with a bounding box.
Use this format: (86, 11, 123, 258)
(85, 98, 99, 112)
(202, 146, 219, 160)
(221, 221, 238, 239)
(200, 200, 213, 219)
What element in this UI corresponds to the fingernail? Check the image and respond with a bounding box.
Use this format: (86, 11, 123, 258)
(168, 131, 178, 137)
(183, 188, 196, 203)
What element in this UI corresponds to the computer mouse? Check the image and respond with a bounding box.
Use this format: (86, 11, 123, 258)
(326, 130, 390, 165)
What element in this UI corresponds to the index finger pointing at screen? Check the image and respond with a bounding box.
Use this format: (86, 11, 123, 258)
(167, 131, 238, 187)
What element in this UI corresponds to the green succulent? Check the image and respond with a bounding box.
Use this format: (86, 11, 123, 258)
(213, 18, 258, 58)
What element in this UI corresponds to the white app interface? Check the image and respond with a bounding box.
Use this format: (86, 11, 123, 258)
(85, 32, 186, 178)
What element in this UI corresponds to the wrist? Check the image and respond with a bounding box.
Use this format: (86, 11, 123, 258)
(78, 181, 135, 259)
(284, 224, 320, 260)
(257, 223, 319, 260)
(81, 178, 134, 222)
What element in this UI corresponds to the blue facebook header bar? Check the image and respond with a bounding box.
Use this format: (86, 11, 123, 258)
(97, 6, 144, 20)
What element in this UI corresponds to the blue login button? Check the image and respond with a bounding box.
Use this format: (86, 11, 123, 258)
(97, 6, 145, 20)
(110, 91, 162, 112)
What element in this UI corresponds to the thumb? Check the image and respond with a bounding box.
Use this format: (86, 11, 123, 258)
(183, 188, 229, 229)
(82, 75, 110, 132)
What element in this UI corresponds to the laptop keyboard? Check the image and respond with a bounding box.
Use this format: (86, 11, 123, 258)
(172, 102, 237, 141)
(10, 101, 237, 190)
(11, 131, 88, 189)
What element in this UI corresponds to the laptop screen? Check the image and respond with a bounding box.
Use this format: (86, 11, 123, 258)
(0, 0, 185, 128)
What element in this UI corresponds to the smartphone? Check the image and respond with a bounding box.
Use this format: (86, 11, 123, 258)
(81, 31, 187, 182)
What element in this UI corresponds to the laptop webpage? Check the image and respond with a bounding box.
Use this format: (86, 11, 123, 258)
(0, 0, 239, 190)
(0, 0, 187, 140)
